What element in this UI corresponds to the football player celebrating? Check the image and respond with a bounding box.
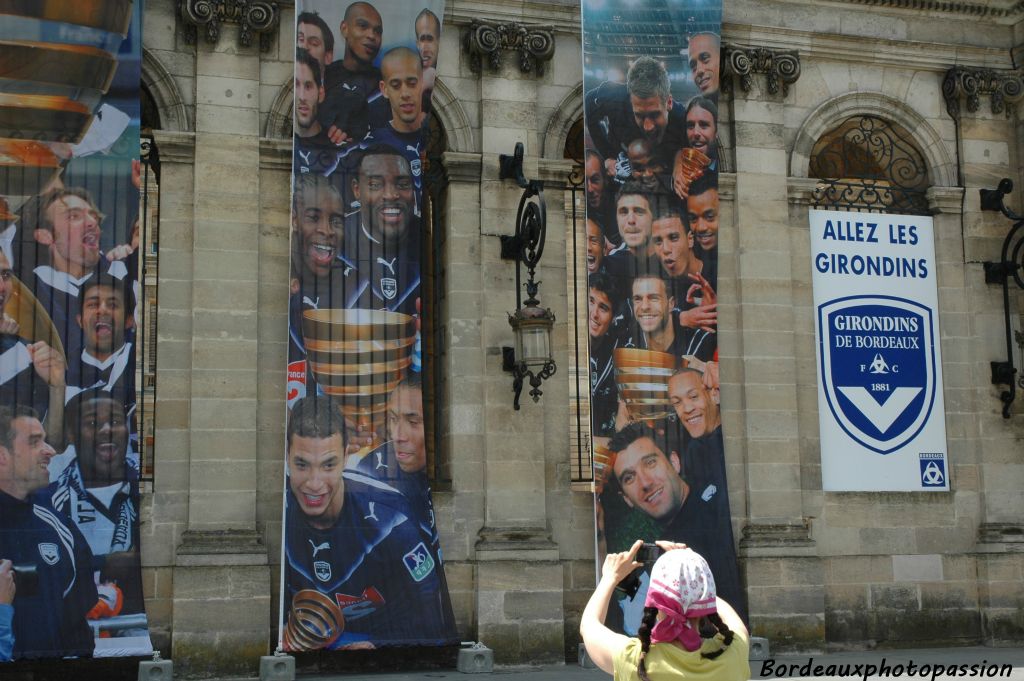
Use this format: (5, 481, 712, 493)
(283, 395, 456, 648)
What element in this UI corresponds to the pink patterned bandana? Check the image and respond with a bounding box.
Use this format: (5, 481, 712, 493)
(643, 548, 717, 651)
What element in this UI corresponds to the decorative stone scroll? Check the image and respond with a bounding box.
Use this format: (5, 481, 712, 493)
(722, 44, 801, 97)
(942, 66, 1024, 118)
(463, 20, 555, 76)
(179, 0, 280, 52)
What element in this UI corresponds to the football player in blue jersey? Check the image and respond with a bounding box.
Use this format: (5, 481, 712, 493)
(288, 175, 369, 366)
(323, 2, 384, 120)
(343, 146, 420, 315)
(371, 47, 427, 187)
(354, 374, 443, 559)
(283, 395, 456, 649)
(0, 406, 97, 660)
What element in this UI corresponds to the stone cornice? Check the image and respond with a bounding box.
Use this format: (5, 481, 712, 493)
(537, 159, 577, 189)
(943, 66, 1024, 118)
(721, 24, 1010, 72)
(927, 186, 965, 214)
(151, 130, 196, 164)
(442, 151, 483, 183)
(259, 137, 291, 171)
(722, 44, 801, 97)
(447, 1, 580, 35)
(814, 0, 1024, 22)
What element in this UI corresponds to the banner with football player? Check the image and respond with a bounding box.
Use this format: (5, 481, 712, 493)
(809, 209, 949, 492)
(0, 0, 153, 662)
(581, 0, 747, 633)
(281, 0, 457, 650)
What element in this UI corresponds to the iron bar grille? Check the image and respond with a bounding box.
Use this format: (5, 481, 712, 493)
(809, 114, 930, 216)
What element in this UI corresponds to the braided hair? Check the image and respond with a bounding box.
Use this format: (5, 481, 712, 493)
(635, 608, 737, 679)
(636, 606, 658, 681)
(700, 612, 735, 660)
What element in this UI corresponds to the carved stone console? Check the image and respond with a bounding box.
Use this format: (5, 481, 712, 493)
(722, 44, 801, 96)
(463, 20, 555, 76)
(943, 66, 1024, 118)
(178, 0, 280, 52)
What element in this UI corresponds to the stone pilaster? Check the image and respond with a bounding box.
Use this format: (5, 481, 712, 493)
(169, 23, 270, 677)
(727, 70, 824, 649)
(458, 38, 565, 659)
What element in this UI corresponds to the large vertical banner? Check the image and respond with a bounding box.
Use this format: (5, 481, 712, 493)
(281, 1, 457, 650)
(582, 0, 746, 633)
(0, 0, 153, 661)
(810, 209, 949, 492)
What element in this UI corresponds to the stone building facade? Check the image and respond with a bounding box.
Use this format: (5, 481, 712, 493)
(138, 0, 1024, 676)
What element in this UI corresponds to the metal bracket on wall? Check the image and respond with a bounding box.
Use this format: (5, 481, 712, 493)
(978, 178, 1024, 418)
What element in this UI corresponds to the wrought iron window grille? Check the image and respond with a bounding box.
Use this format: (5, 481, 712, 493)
(809, 115, 930, 216)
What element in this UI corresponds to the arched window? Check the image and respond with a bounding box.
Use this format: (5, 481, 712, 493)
(809, 115, 930, 215)
(563, 117, 593, 485)
(423, 112, 449, 481)
(563, 117, 584, 165)
(139, 88, 161, 487)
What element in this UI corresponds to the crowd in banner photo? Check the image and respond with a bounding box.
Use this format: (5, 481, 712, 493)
(582, 0, 747, 635)
(0, 1, 152, 662)
(282, 1, 457, 652)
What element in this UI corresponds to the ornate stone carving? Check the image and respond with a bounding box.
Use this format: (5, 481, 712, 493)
(942, 66, 1024, 119)
(463, 20, 555, 77)
(179, 0, 279, 52)
(722, 44, 801, 97)
(840, 0, 1022, 19)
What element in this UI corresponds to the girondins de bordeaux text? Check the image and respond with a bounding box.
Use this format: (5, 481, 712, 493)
(760, 658, 1013, 680)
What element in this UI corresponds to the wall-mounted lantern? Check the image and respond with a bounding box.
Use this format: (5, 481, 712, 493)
(499, 143, 556, 410)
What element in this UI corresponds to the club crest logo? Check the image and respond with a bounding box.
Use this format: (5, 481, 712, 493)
(402, 542, 435, 582)
(38, 542, 59, 565)
(381, 277, 397, 300)
(314, 560, 332, 582)
(919, 453, 946, 487)
(818, 295, 936, 454)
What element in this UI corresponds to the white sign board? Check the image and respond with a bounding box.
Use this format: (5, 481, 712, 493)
(809, 209, 949, 491)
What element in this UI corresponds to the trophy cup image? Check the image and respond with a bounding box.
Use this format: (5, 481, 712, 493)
(613, 348, 676, 422)
(593, 442, 615, 494)
(301, 309, 417, 447)
(0, 1, 131, 140)
(676, 147, 711, 186)
(284, 589, 346, 651)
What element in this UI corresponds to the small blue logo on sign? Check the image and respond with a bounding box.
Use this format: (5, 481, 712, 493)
(818, 295, 937, 454)
(403, 542, 435, 582)
(919, 453, 946, 487)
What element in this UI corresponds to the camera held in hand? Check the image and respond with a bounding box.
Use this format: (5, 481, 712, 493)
(12, 563, 38, 598)
(616, 543, 664, 599)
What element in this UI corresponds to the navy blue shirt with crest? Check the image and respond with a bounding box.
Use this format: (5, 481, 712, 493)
(0, 489, 97, 659)
(283, 471, 456, 647)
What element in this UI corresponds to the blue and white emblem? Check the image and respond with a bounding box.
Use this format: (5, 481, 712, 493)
(38, 542, 59, 565)
(919, 453, 946, 487)
(818, 295, 936, 454)
(314, 560, 332, 582)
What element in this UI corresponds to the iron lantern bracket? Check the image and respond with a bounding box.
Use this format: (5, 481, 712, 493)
(499, 143, 555, 409)
(979, 178, 1024, 418)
